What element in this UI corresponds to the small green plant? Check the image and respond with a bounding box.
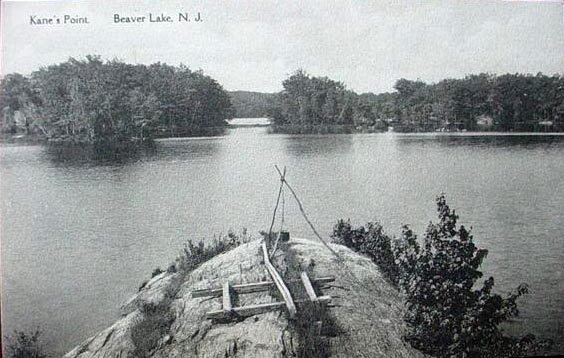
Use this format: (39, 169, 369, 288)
(151, 267, 164, 278)
(5, 329, 48, 358)
(130, 301, 175, 358)
(281, 244, 340, 357)
(166, 263, 177, 274)
(178, 234, 242, 272)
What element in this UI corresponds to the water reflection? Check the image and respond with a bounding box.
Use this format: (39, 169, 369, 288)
(395, 133, 564, 149)
(281, 134, 354, 158)
(39, 137, 226, 168)
(41, 142, 158, 167)
(154, 138, 223, 162)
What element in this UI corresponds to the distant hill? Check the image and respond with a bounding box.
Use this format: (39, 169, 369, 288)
(228, 91, 277, 118)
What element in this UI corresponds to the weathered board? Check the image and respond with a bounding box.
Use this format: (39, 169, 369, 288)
(191, 276, 335, 298)
(206, 295, 331, 320)
(196, 240, 334, 321)
(261, 242, 297, 318)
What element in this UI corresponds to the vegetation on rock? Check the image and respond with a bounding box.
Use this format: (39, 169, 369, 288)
(129, 230, 253, 357)
(332, 220, 398, 285)
(5, 330, 48, 358)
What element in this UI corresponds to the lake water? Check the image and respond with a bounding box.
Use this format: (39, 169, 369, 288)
(1, 127, 563, 356)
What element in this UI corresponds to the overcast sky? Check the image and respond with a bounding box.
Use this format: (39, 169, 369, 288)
(1, 0, 563, 93)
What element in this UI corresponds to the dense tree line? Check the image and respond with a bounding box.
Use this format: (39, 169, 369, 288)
(267, 71, 564, 132)
(391, 73, 564, 132)
(0, 56, 233, 142)
(228, 91, 276, 118)
(267, 70, 388, 133)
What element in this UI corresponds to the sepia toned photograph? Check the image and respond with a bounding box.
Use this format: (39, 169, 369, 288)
(1, 0, 563, 357)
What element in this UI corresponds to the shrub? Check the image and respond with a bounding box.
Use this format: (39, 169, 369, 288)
(151, 267, 164, 278)
(392, 225, 420, 290)
(5, 329, 48, 358)
(166, 263, 177, 274)
(177, 233, 243, 273)
(130, 301, 175, 358)
(332, 219, 399, 285)
(334, 196, 549, 357)
(396, 195, 532, 357)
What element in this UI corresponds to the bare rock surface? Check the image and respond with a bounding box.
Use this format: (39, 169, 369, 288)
(287, 238, 426, 358)
(65, 238, 424, 358)
(65, 239, 294, 358)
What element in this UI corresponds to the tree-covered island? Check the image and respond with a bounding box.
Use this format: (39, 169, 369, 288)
(0, 56, 233, 143)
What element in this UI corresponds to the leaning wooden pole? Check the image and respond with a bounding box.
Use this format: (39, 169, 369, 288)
(267, 167, 286, 242)
(274, 165, 341, 259)
(261, 242, 297, 318)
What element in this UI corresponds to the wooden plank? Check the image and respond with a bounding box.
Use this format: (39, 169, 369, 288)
(207, 301, 285, 320)
(192, 281, 272, 298)
(192, 277, 335, 298)
(206, 295, 332, 320)
(261, 242, 297, 318)
(222, 282, 232, 314)
(300, 271, 318, 303)
(310, 295, 331, 305)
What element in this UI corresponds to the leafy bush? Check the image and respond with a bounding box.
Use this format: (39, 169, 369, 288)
(334, 195, 549, 357)
(332, 219, 399, 285)
(5, 329, 48, 358)
(394, 195, 535, 357)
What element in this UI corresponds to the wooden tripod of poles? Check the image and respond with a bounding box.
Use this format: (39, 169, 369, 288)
(268, 165, 341, 260)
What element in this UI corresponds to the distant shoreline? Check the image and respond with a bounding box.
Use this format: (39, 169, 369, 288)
(3, 126, 564, 145)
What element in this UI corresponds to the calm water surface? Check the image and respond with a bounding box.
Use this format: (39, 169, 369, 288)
(1, 128, 563, 355)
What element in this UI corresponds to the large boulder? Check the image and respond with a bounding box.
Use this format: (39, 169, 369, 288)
(65, 238, 424, 358)
(65, 239, 295, 358)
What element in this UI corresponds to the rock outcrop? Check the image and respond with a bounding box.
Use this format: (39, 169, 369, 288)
(65, 238, 424, 358)
(287, 238, 424, 357)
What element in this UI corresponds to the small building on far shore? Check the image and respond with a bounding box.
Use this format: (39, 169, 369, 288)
(476, 115, 494, 129)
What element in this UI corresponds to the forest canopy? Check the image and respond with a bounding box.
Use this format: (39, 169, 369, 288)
(267, 70, 564, 133)
(3, 60, 564, 139)
(0, 56, 234, 142)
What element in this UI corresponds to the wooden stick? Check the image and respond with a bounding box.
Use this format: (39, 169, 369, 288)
(300, 271, 319, 303)
(222, 282, 232, 314)
(262, 242, 297, 318)
(274, 165, 341, 259)
(267, 166, 286, 242)
(192, 277, 335, 298)
(208, 301, 285, 320)
(206, 296, 331, 320)
(270, 166, 286, 258)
